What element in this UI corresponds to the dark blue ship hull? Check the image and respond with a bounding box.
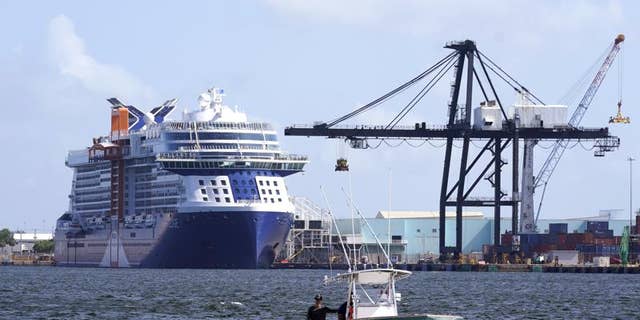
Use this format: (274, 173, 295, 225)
(55, 210, 292, 269)
(141, 211, 292, 268)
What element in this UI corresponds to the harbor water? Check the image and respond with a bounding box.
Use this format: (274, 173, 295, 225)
(0, 266, 637, 319)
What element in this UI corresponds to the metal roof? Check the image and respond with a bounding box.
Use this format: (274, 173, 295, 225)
(376, 211, 484, 219)
(13, 232, 53, 241)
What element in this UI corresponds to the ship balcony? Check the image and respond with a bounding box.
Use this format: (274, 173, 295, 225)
(156, 152, 308, 172)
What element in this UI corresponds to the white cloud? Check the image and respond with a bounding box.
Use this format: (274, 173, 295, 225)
(266, 0, 623, 45)
(47, 15, 154, 103)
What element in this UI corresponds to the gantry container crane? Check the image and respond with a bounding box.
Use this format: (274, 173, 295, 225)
(285, 39, 620, 258)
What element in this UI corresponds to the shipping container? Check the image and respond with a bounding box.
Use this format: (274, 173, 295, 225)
(593, 229, 614, 238)
(549, 223, 568, 234)
(501, 234, 513, 246)
(586, 221, 609, 232)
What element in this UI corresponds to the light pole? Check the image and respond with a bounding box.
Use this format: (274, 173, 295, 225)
(628, 157, 635, 230)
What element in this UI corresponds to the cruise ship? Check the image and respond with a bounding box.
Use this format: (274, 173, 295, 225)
(54, 87, 308, 268)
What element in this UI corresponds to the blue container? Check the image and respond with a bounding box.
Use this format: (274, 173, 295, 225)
(549, 223, 568, 234)
(578, 244, 596, 253)
(586, 221, 609, 232)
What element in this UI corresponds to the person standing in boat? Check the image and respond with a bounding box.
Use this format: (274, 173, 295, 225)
(337, 301, 347, 320)
(307, 294, 338, 320)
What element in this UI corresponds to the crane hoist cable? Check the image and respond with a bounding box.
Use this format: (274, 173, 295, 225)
(608, 43, 629, 124)
(558, 46, 610, 105)
(386, 54, 459, 129)
(478, 50, 545, 105)
(324, 51, 458, 127)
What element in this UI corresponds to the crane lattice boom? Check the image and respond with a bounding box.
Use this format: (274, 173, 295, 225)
(523, 35, 625, 232)
(534, 35, 623, 190)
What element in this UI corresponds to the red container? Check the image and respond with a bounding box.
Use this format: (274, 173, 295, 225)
(583, 232, 595, 244)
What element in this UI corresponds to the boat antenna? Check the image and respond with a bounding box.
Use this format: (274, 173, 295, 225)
(387, 168, 392, 265)
(341, 188, 393, 266)
(347, 163, 357, 269)
(321, 186, 352, 272)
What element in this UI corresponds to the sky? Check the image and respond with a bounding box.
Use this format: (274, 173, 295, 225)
(0, 0, 638, 232)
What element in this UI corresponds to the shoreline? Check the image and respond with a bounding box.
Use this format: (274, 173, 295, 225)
(270, 262, 640, 273)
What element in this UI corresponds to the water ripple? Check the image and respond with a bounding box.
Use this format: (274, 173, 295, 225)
(0, 267, 637, 319)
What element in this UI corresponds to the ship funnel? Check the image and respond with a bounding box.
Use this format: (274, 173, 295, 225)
(110, 106, 129, 140)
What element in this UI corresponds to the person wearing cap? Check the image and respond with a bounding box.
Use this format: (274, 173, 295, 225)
(306, 294, 338, 320)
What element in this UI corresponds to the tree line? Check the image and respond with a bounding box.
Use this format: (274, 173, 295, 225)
(0, 228, 54, 253)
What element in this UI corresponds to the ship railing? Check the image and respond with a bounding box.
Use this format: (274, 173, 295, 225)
(157, 121, 274, 132)
(274, 154, 308, 161)
(287, 123, 445, 130)
(235, 199, 268, 205)
(157, 152, 308, 162)
(178, 144, 280, 151)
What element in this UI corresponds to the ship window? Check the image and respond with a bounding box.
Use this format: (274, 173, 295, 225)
(213, 189, 219, 194)
(225, 197, 230, 203)
(274, 181, 278, 186)
(251, 189, 256, 194)
(268, 190, 272, 195)
(199, 180, 204, 186)
(203, 197, 208, 201)
(276, 190, 280, 195)
(211, 180, 216, 185)
(234, 188, 239, 193)
(130, 232, 136, 238)
(223, 189, 229, 194)
(261, 189, 265, 194)
(233, 179, 238, 184)
(259, 181, 264, 186)
(270, 198, 274, 203)
(200, 189, 206, 195)
(266, 181, 270, 186)
(215, 197, 220, 202)
(278, 198, 282, 202)
(221, 180, 227, 186)
(249, 180, 254, 185)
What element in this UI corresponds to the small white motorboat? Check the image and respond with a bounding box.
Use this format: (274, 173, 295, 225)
(324, 268, 462, 320)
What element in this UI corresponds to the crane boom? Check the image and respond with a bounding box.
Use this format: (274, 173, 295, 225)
(526, 34, 624, 229)
(535, 34, 624, 189)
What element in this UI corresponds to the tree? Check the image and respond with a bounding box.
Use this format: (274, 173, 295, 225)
(0, 229, 16, 248)
(33, 240, 54, 253)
